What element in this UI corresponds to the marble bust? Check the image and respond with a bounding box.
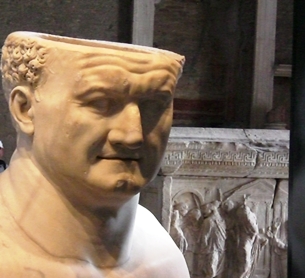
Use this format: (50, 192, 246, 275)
(0, 32, 188, 277)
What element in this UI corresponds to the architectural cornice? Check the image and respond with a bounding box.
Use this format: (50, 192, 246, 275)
(161, 128, 289, 178)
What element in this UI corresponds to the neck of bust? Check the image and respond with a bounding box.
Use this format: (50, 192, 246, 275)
(0, 149, 139, 268)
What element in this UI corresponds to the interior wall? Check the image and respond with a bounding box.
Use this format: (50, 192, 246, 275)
(154, 0, 256, 128)
(271, 0, 293, 128)
(154, 0, 293, 129)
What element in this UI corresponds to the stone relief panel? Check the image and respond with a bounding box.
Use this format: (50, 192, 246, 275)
(162, 176, 287, 278)
(139, 128, 289, 277)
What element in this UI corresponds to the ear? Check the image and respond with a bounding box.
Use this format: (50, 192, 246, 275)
(9, 86, 35, 135)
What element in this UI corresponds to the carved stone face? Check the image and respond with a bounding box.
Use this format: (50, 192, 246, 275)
(189, 208, 201, 221)
(22, 39, 184, 207)
(201, 203, 215, 217)
(174, 203, 189, 217)
(222, 200, 235, 212)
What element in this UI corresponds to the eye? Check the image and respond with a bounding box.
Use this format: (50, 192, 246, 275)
(86, 97, 123, 116)
(86, 98, 111, 114)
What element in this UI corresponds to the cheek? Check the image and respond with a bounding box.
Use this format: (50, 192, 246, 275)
(60, 112, 97, 139)
(158, 109, 173, 138)
(145, 129, 170, 164)
(152, 119, 172, 149)
(62, 120, 83, 138)
(59, 115, 109, 155)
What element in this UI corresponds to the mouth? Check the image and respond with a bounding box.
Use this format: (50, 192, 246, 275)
(96, 154, 141, 161)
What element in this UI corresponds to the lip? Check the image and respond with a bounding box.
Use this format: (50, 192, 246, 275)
(96, 156, 141, 161)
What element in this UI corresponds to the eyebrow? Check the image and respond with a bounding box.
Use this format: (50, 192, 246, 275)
(75, 66, 175, 97)
(75, 84, 173, 100)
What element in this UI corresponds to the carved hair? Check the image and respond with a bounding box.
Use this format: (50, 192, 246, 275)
(1, 35, 47, 100)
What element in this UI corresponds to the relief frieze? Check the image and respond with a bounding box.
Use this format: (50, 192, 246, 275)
(160, 176, 287, 278)
(161, 128, 289, 178)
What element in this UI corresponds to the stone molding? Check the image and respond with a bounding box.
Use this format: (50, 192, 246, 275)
(161, 127, 289, 178)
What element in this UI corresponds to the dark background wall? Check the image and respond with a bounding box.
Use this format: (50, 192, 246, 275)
(273, 0, 293, 123)
(154, 0, 257, 128)
(154, 0, 293, 128)
(0, 0, 293, 162)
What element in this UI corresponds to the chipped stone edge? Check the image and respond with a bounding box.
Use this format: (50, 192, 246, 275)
(161, 128, 290, 179)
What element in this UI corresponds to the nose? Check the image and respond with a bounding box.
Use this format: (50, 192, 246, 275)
(108, 103, 144, 149)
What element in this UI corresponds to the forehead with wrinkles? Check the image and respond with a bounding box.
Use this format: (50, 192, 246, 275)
(1, 31, 185, 100)
(68, 54, 179, 96)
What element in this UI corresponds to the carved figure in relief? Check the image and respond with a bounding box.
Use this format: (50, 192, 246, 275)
(170, 202, 190, 253)
(0, 32, 189, 277)
(221, 199, 238, 278)
(198, 201, 226, 278)
(268, 218, 288, 278)
(183, 208, 202, 276)
(174, 202, 190, 218)
(170, 209, 188, 253)
(235, 200, 264, 278)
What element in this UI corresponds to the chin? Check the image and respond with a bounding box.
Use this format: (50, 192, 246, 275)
(69, 179, 142, 209)
(112, 178, 142, 194)
(86, 172, 146, 195)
